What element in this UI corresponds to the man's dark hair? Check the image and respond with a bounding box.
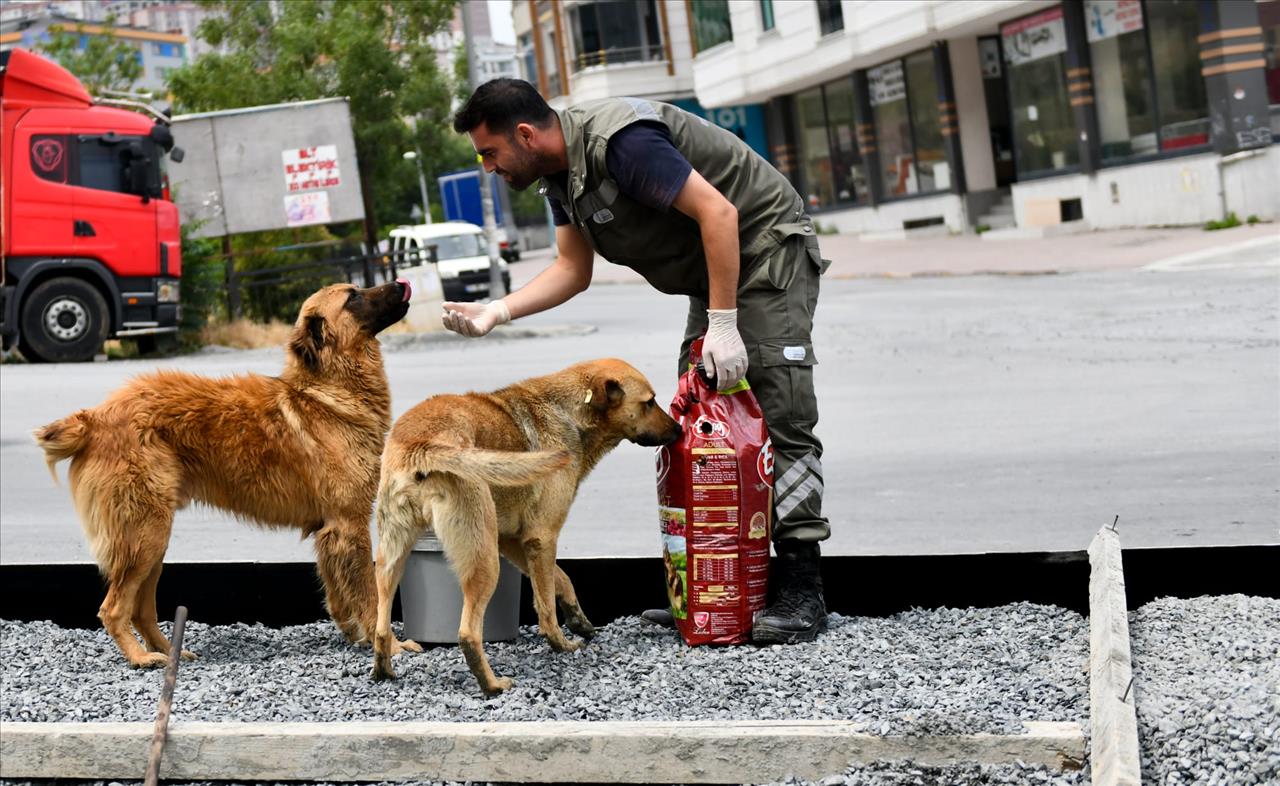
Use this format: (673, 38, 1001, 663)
(453, 78, 555, 136)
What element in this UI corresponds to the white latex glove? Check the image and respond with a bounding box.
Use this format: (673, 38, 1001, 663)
(702, 308, 748, 390)
(441, 299, 510, 337)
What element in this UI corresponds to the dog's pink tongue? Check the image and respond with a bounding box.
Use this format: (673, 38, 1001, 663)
(397, 278, 412, 302)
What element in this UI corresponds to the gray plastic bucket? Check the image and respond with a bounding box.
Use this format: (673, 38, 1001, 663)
(398, 533, 522, 643)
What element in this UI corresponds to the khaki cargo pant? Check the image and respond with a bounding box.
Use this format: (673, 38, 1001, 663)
(679, 225, 831, 544)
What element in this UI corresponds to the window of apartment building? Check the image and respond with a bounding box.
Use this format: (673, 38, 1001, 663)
(1085, 0, 1157, 162)
(1001, 6, 1080, 177)
(691, 0, 733, 52)
(816, 0, 844, 36)
(1263, 0, 1280, 135)
(1147, 0, 1210, 150)
(151, 41, 182, 58)
(518, 31, 539, 85)
(760, 0, 775, 32)
(868, 52, 945, 198)
(568, 0, 662, 71)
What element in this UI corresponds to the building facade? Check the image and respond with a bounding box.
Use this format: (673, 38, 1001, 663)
(513, 0, 772, 158)
(513, 0, 1280, 233)
(1, 2, 190, 94)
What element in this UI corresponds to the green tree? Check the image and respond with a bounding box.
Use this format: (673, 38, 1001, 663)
(38, 16, 144, 95)
(166, 0, 470, 240)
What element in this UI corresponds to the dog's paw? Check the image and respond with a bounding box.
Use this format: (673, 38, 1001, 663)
(131, 652, 170, 669)
(482, 676, 514, 696)
(370, 660, 396, 681)
(551, 636, 586, 653)
(393, 638, 423, 654)
(180, 649, 198, 661)
(567, 617, 596, 639)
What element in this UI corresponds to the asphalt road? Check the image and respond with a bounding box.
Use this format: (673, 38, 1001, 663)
(2, 241, 1276, 563)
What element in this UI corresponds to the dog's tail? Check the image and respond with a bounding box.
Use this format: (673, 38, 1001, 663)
(411, 446, 571, 487)
(33, 412, 93, 485)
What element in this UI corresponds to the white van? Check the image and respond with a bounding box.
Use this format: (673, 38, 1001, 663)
(388, 222, 511, 302)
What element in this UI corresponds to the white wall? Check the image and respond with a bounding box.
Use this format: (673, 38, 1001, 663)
(1009, 150, 1280, 228)
(816, 193, 967, 235)
(1222, 146, 1280, 223)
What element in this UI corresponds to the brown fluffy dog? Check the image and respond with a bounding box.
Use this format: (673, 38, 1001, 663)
(35, 281, 420, 668)
(371, 358, 682, 694)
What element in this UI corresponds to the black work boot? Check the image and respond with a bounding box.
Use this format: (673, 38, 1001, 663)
(752, 540, 827, 644)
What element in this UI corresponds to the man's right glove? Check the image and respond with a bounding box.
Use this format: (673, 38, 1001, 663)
(441, 299, 510, 337)
(703, 308, 748, 389)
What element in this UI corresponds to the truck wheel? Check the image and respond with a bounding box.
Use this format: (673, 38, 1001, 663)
(18, 278, 110, 363)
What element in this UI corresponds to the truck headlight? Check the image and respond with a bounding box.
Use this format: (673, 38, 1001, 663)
(156, 281, 180, 303)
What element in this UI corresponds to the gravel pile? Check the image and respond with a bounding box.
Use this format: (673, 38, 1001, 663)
(2, 603, 1085, 737)
(1130, 594, 1280, 785)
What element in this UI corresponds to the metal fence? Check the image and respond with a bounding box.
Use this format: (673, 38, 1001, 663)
(224, 246, 432, 322)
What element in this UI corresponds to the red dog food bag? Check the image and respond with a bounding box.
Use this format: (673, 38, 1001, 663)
(655, 338, 773, 646)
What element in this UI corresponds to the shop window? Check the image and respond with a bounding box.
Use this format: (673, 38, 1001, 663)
(796, 86, 835, 208)
(760, 0, 775, 32)
(568, 0, 662, 71)
(1001, 6, 1080, 177)
(869, 61, 914, 195)
(816, 0, 844, 36)
(905, 50, 947, 191)
(691, 0, 733, 52)
(822, 78, 867, 203)
(1086, 0, 1158, 162)
(1261, 0, 1280, 136)
(1147, 0, 1209, 151)
(869, 52, 949, 199)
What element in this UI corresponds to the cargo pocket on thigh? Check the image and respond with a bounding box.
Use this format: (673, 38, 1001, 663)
(755, 340, 819, 426)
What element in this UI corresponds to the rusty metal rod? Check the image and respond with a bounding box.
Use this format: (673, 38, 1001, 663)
(144, 605, 188, 786)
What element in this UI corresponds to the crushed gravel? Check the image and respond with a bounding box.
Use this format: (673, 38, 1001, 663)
(2, 603, 1085, 737)
(1130, 594, 1280, 785)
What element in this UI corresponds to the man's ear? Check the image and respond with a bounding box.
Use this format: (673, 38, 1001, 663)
(515, 121, 537, 148)
(289, 314, 327, 370)
(588, 377, 625, 412)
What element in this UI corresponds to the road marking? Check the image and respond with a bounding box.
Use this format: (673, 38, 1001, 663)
(1141, 234, 1280, 271)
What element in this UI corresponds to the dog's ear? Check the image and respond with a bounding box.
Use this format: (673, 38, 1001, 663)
(289, 314, 328, 370)
(586, 377, 625, 412)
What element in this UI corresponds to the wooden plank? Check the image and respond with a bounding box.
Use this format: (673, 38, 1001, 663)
(0, 719, 1085, 783)
(1088, 526, 1142, 786)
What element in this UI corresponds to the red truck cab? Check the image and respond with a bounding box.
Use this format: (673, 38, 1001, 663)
(1, 48, 183, 362)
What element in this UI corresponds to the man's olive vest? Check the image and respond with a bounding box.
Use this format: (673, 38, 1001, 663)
(541, 97, 810, 297)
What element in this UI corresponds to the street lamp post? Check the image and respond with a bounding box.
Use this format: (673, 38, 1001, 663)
(402, 150, 432, 225)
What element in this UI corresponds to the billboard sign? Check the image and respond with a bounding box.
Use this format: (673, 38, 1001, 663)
(170, 98, 364, 238)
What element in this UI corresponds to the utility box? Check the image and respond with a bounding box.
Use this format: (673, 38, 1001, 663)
(398, 534, 522, 643)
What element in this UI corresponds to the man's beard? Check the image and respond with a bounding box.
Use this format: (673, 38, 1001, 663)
(502, 143, 552, 191)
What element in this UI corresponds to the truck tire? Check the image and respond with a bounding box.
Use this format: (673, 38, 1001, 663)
(18, 277, 110, 363)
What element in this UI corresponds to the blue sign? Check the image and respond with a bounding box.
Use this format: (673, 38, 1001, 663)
(670, 99, 768, 159)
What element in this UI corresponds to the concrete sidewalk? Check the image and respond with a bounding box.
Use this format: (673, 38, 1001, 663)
(512, 224, 1278, 288)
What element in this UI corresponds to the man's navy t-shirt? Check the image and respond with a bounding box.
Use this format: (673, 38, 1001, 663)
(547, 120, 693, 226)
